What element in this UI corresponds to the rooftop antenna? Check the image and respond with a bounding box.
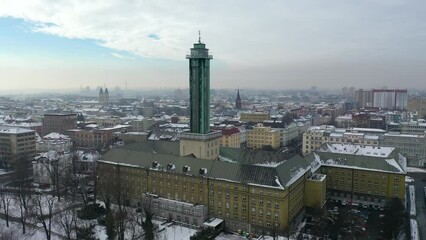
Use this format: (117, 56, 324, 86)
(198, 30, 201, 43)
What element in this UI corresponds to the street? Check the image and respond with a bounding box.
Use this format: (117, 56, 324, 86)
(408, 172, 426, 240)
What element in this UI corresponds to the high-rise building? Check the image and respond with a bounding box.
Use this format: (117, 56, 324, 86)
(355, 89, 373, 109)
(372, 89, 408, 110)
(186, 37, 212, 134)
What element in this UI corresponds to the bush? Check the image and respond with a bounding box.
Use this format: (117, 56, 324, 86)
(78, 203, 106, 220)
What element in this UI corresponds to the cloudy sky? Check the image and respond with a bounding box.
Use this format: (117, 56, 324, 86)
(0, 0, 425, 91)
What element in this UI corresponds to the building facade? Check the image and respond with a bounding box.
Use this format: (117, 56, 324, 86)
(240, 112, 270, 123)
(408, 97, 426, 118)
(302, 126, 384, 156)
(381, 133, 426, 167)
(98, 142, 406, 236)
(0, 127, 37, 171)
(43, 113, 77, 136)
(246, 124, 280, 149)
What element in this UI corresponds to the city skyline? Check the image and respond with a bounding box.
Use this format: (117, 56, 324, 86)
(1, 0, 426, 91)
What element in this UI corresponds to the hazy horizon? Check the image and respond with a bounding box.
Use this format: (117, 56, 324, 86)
(1, 0, 425, 90)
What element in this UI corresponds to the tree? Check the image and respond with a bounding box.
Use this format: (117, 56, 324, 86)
(76, 224, 99, 240)
(31, 194, 57, 240)
(56, 204, 78, 240)
(136, 197, 156, 240)
(38, 154, 72, 202)
(13, 156, 33, 234)
(383, 198, 406, 240)
(0, 187, 13, 227)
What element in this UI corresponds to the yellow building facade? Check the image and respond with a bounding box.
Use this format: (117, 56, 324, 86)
(240, 112, 270, 123)
(247, 124, 280, 149)
(98, 142, 406, 237)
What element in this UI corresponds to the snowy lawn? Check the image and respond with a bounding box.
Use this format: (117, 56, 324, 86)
(0, 218, 62, 240)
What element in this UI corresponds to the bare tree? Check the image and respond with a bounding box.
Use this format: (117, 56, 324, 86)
(39, 155, 72, 202)
(0, 187, 13, 227)
(31, 194, 56, 240)
(136, 197, 156, 240)
(56, 203, 78, 240)
(112, 172, 132, 240)
(13, 156, 33, 234)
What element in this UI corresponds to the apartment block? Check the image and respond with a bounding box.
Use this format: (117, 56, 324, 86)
(240, 112, 270, 123)
(43, 113, 77, 136)
(302, 125, 384, 155)
(246, 124, 280, 149)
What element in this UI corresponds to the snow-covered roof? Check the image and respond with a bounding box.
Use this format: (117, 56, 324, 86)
(0, 126, 35, 134)
(43, 132, 71, 140)
(321, 143, 394, 158)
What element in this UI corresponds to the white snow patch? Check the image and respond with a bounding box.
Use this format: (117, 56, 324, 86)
(409, 185, 416, 217)
(385, 159, 405, 173)
(254, 161, 283, 167)
(410, 219, 419, 240)
(285, 167, 307, 187)
(406, 167, 426, 173)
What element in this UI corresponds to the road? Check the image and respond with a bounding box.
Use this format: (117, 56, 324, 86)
(408, 172, 426, 240)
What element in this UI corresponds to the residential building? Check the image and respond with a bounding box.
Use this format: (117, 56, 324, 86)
(372, 89, 408, 110)
(66, 125, 129, 150)
(37, 132, 73, 153)
(240, 112, 270, 123)
(315, 144, 406, 205)
(130, 118, 155, 132)
(262, 121, 299, 147)
(215, 127, 241, 148)
(43, 113, 77, 135)
(381, 133, 426, 167)
(246, 124, 280, 149)
(408, 97, 426, 118)
(0, 126, 37, 171)
(355, 89, 373, 109)
(32, 151, 72, 185)
(302, 126, 384, 156)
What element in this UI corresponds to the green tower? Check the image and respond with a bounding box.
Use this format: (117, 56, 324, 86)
(186, 35, 213, 134)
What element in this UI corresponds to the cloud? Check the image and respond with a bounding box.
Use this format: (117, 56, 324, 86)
(147, 33, 160, 40)
(1, 0, 426, 89)
(111, 52, 132, 59)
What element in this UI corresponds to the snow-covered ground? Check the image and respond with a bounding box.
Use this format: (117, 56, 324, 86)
(5, 194, 77, 218)
(157, 223, 197, 240)
(410, 219, 419, 240)
(409, 185, 416, 217)
(0, 219, 62, 240)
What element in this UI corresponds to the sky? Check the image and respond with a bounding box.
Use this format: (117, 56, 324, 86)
(0, 0, 425, 91)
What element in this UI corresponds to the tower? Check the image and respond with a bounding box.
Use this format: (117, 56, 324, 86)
(235, 89, 242, 110)
(186, 34, 213, 134)
(179, 34, 221, 160)
(99, 88, 104, 104)
(104, 87, 109, 104)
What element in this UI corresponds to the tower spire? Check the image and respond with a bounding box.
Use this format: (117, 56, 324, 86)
(198, 30, 201, 43)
